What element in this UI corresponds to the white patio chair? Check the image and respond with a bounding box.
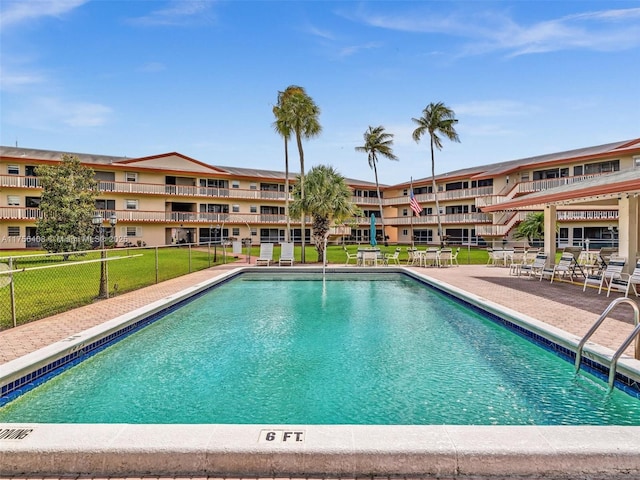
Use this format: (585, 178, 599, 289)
(343, 246, 358, 266)
(606, 259, 640, 297)
(255, 242, 274, 266)
(278, 242, 295, 266)
(583, 256, 626, 294)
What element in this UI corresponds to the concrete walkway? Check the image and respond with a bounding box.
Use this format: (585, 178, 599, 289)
(2, 261, 639, 363)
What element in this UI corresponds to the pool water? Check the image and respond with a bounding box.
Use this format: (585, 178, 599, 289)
(1, 273, 640, 425)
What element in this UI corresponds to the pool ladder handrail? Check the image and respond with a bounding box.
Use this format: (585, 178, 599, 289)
(574, 297, 640, 389)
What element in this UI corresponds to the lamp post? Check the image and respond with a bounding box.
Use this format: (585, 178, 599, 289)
(213, 225, 220, 263)
(92, 213, 107, 298)
(92, 212, 117, 299)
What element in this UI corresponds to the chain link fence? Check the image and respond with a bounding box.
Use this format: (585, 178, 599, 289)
(0, 244, 231, 330)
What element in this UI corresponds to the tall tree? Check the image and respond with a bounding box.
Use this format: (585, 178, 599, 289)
(278, 85, 322, 262)
(272, 90, 293, 242)
(35, 154, 98, 255)
(412, 102, 460, 246)
(289, 165, 361, 262)
(355, 125, 398, 246)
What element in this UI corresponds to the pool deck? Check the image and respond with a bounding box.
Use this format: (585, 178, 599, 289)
(2, 260, 640, 479)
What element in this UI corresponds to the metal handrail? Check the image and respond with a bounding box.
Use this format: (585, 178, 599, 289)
(574, 297, 640, 390)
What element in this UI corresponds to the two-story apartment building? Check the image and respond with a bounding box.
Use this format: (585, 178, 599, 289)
(1, 138, 639, 251)
(0, 147, 381, 249)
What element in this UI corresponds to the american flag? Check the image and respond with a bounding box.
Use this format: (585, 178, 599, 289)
(409, 189, 422, 216)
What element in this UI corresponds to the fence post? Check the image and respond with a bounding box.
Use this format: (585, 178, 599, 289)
(9, 257, 17, 328)
(155, 246, 159, 284)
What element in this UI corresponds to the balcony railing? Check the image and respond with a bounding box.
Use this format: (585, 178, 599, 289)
(385, 213, 492, 226)
(385, 186, 494, 206)
(556, 210, 619, 221)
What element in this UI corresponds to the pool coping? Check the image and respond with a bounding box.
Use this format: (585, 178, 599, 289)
(2, 266, 640, 477)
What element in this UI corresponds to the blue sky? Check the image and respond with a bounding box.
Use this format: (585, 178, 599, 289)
(1, 1, 639, 185)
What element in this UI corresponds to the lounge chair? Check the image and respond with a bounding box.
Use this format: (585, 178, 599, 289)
(344, 246, 358, 266)
(538, 253, 576, 283)
(278, 242, 295, 266)
(256, 242, 274, 266)
(606, 259, 640, 297)
(583, 256, 626, 294)
(518, 252, 548, 278)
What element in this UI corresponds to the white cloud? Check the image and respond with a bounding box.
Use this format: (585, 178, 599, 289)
(453, 100, 534, 117)
(8, 97, 112, 130)
(126, 0, 216, 27)
(0, 0, 88, 29)
(345, 6, 640, 57)
(0, 69, 45, 91)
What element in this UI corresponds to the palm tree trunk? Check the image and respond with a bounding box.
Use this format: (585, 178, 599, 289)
(284, 138, 291, 243)
(431, 137, 444, 247)
(373, 163, 386, 246)
(296, 132, 306, 263)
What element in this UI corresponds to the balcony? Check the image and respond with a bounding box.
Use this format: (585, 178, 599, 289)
(556, 210, 619, 221)
(385, 213, 492, 226)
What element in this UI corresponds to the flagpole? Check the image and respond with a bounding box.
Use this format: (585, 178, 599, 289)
(410, 177, 415, 248)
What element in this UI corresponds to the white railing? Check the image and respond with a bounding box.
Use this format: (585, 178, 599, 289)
(0, 175, 40, 188)
(556, 210, 619, 221)
(385, 186, 494, 206)
(518, 173, 605, 194)
(386, 213, 492, 226)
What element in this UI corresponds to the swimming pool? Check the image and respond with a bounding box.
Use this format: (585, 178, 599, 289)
(2, 267, 640, 477)
(2, 271, 639, 425)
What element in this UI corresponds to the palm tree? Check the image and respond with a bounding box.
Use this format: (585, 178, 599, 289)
(355, 125, 398, 246)
(278, 85, 322, 262)
(289, 165, 361, 262)
(272, 91, 293, 242)
(513, 212, 546, 246)
(412, 102, 460, 247)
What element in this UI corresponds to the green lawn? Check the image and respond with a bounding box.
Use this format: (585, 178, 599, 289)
(0, 244, 490, 330)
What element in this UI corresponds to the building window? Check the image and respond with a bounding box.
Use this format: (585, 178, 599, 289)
(125, 199, 138, 210)
(125, 172, 138, 182)
(7, 195, 20, 206)
(403, 189, 408, 196)
(634, 157, 640, 168)
(7, 165, 19, 175)
(402, 229, 408, 236)
(250, 183, 257, 190)
(232, 204, 240, 213)
(232, 227, 240, 236)
(584, 160, 620, 174)
(250, 228, 257, 236)
(125, 226, 140, 237)
(232, 181, 240, 189)
(7, 226, 20, 236)
(95, 199, 116, 210)
(250, 205, 257, 213)
(402, 208, 408, 216)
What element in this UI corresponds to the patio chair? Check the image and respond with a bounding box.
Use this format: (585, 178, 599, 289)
(344, 246, 358, 266)
(451, 247, 460, 266)
(438, 248, 453, 267)
(606, 259, 640, 297)
(583, 256, 626, 294)
(256, 242, 274, 266)
(538, 253, 576, 283)
(278, 242, 295, 266)
(384, 248, 401, 265)
(361, 250, 378, 267)
(518, 252, 548, 278)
